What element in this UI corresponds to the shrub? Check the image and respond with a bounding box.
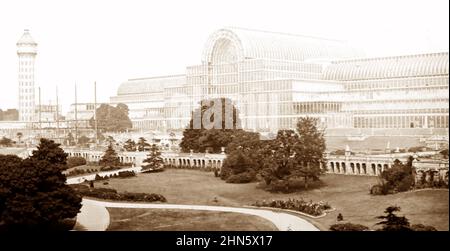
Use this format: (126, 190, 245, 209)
(396, 175, 414, 192)
(226, 171, 255, 183)
(370, 184, 391, 195)
(69, 184, 90, 194)
(330, 223, 369, 231)
(268, 179, 290, 192)
(252, 198, 331, 216)
(69, 184, 166, 203)
(94, 174, 109, 181)
(410, 224, 437, 231)
(408, 146, 425, 153)
(117, 170, 136, 178)
(67, 156, 87, 169)
(439, 149, 448, 159)
(100, 165, 121, 171)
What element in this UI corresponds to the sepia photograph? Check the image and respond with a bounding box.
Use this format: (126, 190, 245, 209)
(0, 0, 448, 246)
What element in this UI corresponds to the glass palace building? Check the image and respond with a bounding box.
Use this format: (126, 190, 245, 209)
(110, 27, 449, 134)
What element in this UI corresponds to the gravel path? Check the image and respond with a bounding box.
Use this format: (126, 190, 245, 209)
(76, 198, 319, 231)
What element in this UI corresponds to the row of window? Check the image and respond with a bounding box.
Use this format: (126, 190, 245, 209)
(19, 60, 34, 65)
(18, 67, 34, 73)
(240, 80, 291, 93)
(18, 74, 34, 79)
(346, 76, 448, 90)
(353, 108, 449, 115)
(293, 102, 342, 114)
(353, 115, 449, 129)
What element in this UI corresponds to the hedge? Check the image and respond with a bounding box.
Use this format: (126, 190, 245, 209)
(70, 184, 166, 203)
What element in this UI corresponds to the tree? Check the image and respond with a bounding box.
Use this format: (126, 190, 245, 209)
(89, 103, 132, 132)
(440, 149, 448, 159)
(259, 130, 298, 186)
(67, 156, 87, 169)
(30, 138, 69, 171)
(137, 137, 150, 152)
(168, 132, 177, 145)
(220, 149, 254, 180)
(180, 98, 242, 153)
(379, 157, 414, 193)
(0, 137, 14, 147)
(106, 136, 116, 145)
(66, 132, 75, 146)
(376, 206, 412, 231)
(259, 117, 327, 189)
(292, 117, 327, 188)
(99, 143, 121, 168)
(141, 144, 164, 172)
(0, 139, 82, 230)
(16, 132, 23, 144)
(123, 139, 136, 152)
(77, 135, 90, 147)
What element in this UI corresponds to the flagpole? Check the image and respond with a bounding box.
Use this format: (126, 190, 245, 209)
(94, 81, 98, 144)
(74, 83, 78, 145)
(56, 86, 60, 143)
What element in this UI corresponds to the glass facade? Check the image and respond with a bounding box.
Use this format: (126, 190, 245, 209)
(110, 28, 449, 132)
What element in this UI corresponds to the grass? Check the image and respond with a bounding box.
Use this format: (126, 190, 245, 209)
(98, 169, 449, 230)
(106, 208, 278, 231)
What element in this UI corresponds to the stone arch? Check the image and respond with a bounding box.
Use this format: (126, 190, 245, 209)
(377, 164, 382, 175)
(362, 163, 367, 174)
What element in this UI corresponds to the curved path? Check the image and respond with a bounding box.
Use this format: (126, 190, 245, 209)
(76, 198, 319, 231)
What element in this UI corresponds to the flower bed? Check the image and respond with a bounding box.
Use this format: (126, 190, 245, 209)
(70, 184, 167, 203)
(252, 198, 331, 216)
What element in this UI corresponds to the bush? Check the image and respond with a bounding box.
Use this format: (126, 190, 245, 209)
(253, 198, 331, 216)
(69, 184, 166, 203)
(410, 224, 437, 231)
(439, 149, 448, 159)
(408, 146, 425, 153)
(226, 171, 255, 183)
(100, 165, 121, 171)
(396, 175, 414, 192)
(66, 168, 87, 177)
(330, 223, 369, 231)
(94, 174, 109, 181)
(117, 170, 136, 178)
(370, 184, 391, 195)
(67, 156, 87, 169)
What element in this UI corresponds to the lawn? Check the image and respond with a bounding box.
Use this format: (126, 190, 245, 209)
(98, 168, 449, 231)
(106, 208, 278, 231)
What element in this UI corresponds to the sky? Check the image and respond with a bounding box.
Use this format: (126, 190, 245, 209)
(0, 0, 448, 114)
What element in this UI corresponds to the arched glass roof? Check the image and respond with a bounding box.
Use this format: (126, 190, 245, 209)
(323, 52, 449, 80)
(202, 27, 363, 64)
(117, 75, 185, 95)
